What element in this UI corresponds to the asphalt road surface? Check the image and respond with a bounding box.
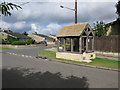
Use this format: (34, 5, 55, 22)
(2, 46, 50, 57)
(1, 47, 119, 88)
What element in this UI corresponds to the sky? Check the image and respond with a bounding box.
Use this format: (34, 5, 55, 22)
(0, 0, 119, 35)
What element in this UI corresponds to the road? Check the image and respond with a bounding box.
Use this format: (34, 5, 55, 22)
(2, 47, 119, 88)
(2, 46, 49, 57)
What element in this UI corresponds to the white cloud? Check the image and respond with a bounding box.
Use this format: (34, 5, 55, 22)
(3, 2, 117, 24)
(0, 20, 30, 32)
(31, 24, 37, 31)
(28, 23, 62, 35)
(1, 1, 118, 35)
(12, 21, 27, 30)
(17, 9, 31, 20)
(0, 20, 11, 29)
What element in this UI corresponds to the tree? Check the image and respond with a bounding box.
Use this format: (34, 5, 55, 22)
(93, 21, 108, 36)
(22, 32, 28, 36)
(0, 2, 22, 16)
(116, 0, 120, 18)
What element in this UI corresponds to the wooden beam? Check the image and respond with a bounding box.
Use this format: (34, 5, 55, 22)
(86, 37, 88, 52)
(88, 36, 93, 38)
(82, 36, 93, 38)
(71, 38, 73, 52)
(79, 37, 82, 53)
(57, 38, 60, 52)
(88, 31, 91, 36)
(92, 37, 94, 51)
(63, 38, 66, 52)
(85, 31, 88, 35)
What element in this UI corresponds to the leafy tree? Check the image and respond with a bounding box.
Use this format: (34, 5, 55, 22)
(116, 0, 120, 18)
(93, 21, 108, 36)
(0, 2, 22, 16)
(22, 32, 28, 36)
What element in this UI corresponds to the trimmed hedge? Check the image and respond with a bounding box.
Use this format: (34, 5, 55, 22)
(2, 40, 11, 44)
(11, 40, 35, 45)
(11, 41, 27, 45)
(26, 40, 35, 44)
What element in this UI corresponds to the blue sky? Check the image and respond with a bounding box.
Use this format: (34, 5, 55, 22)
(0, 0, 118, 35)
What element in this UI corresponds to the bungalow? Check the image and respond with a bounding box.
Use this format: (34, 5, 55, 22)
(28, 33, 55, 43)
(0, 30, 31, 41)
(49, 35, 57, 41)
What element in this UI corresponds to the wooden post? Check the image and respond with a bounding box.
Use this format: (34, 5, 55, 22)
(79, 37, 82, 53)
(57, 38, 60, 52)
(92, 37, 94, 52)
(86, 37, 88, 52)
(71, 38, 73, 52)
(63, 38, 66, 52)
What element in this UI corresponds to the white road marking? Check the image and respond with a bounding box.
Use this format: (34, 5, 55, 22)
(6, 52, 35, 59)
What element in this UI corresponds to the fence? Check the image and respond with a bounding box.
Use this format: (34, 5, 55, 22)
(94, 35, 120, 53)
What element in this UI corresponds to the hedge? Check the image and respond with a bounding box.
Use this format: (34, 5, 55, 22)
(1, 40, 11, 44)
(11, 41, 27, 45)
(26, 40, 35, 44)
(11, 40, 35, 45)
(7, 35, 19, 42)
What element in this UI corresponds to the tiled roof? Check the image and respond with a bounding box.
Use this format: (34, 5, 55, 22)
(57, 22, 88, 37)
(5, 31, 31, 39)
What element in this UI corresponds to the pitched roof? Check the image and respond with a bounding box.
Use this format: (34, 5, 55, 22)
(106, 19, 120, 36)
(6, 31, 31, 39)
(57, 22, 89, 37)
(34, 33, 54, 40)
(28, 34, 45, 42)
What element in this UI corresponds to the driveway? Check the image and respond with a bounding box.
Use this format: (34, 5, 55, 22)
(2, 51, 118, 88)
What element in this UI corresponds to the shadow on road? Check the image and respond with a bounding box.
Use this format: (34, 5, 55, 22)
(2, 68, 89, 88)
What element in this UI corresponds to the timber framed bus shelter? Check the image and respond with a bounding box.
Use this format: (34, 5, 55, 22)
(56, 22, 96, 61)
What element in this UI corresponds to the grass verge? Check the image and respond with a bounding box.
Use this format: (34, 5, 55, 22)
(39, 50, 120, 69)
(0, 48, 12, 50)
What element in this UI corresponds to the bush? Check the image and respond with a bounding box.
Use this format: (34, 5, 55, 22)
(26, 40, 35, 44)
(11, 41, 27, 45)
(11, 40, 35, 45)
(2, 40, 11, 44)
(7, 35, 19, 42)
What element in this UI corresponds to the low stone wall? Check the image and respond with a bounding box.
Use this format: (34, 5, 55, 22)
(45, 47, 119, 59)
(56, 52, 96, 62)
(95, 51, 119, 58)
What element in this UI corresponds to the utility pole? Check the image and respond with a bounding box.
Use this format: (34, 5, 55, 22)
(75, 0, 77, 24)
(60, 0, 78, 24)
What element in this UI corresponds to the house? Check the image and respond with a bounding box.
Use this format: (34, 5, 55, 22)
(56, 22, 96, 62)
(0, 30, 31, 41)
(28, 33, 55, 43)
(0, 30, 8, 40)
(106, 19, 120, 36)
(49, 35, 57, 41)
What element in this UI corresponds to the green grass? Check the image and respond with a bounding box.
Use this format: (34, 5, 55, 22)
(0, 34, 2, 39)
(0, 34, 2, 43)
(39, 50, 120, 69)
(0, 48, 12, 50)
